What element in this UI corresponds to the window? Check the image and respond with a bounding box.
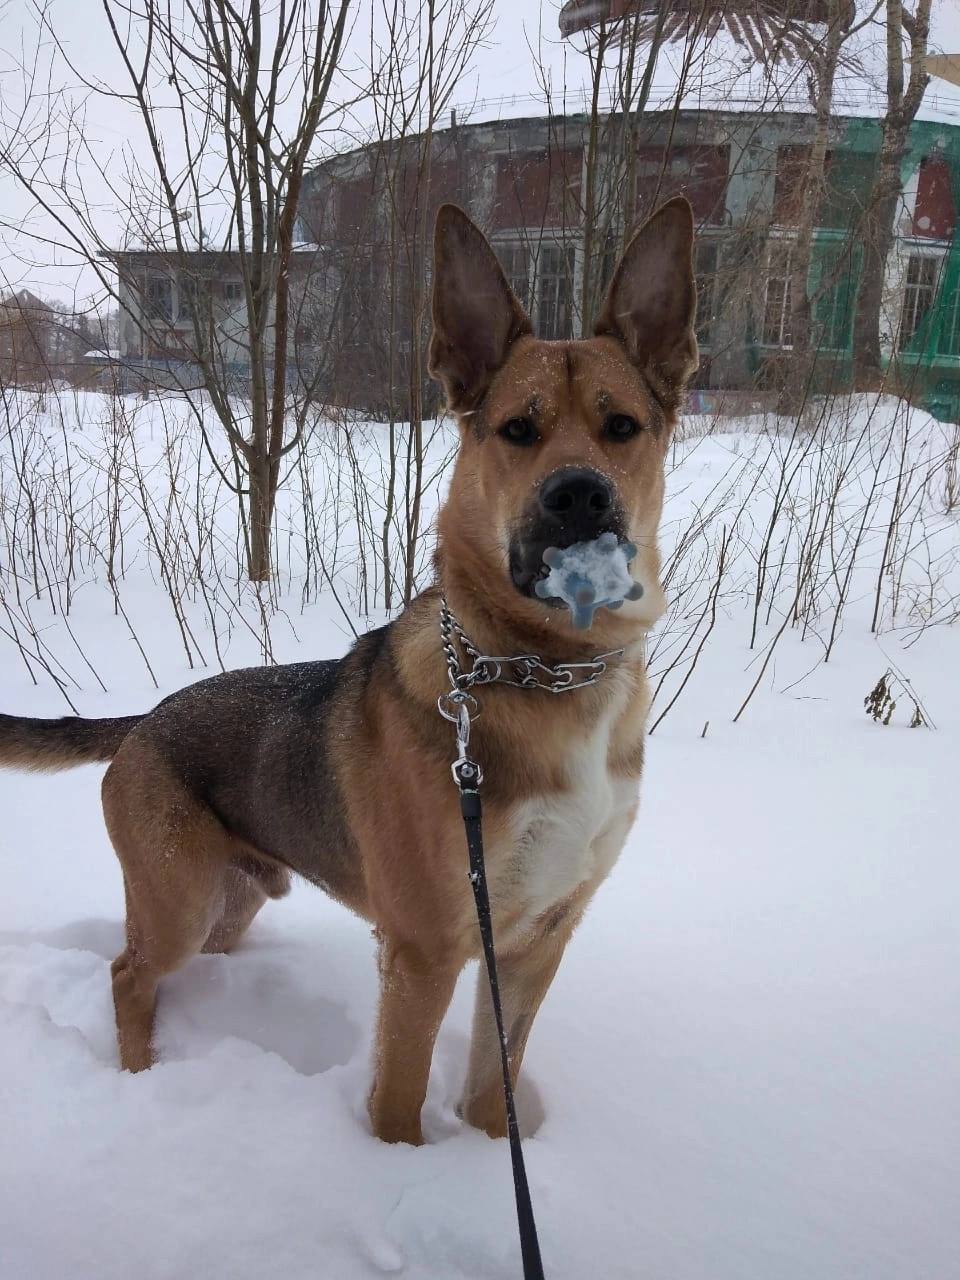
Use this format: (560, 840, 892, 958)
(223, 280, 243, 307)
(145, 275, 173, 323)
(695, 240, 720, 348)
(179, 275, 208, 320)
(596, 234, 618, 299)
(819, 153, 875, 229)
(337, 172, 375, 237)
(536, 243, 575, 340)
(500, 242, 532, 310)
(496, 239, 574, 339)
(762, 242, 794, 347)
(899, 254, 941, 350)
(938, 274, 960, 358)
(812, 244, 858, 351)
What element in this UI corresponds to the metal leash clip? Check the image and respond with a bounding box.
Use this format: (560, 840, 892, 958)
(437, 688, 483, 791)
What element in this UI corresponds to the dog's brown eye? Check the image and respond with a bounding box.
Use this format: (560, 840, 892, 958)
(499, 417, 539, 447)
(604, 414, 641, 442)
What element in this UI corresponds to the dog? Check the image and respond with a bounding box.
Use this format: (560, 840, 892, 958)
(0, 198, 697, 1146)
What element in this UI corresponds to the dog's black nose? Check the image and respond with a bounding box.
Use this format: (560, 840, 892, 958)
(539, 468, 613, 521)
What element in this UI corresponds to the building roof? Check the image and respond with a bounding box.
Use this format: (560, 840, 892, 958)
(0, 288, 52, 315)
(431, 1, 960, 131)
(927, 53, 960, 88)
(559, 0, 836, 64)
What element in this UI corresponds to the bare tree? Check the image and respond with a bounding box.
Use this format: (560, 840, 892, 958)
(782, 0, 850, 406)
(852, 0, 933, 388)
(1, 0, 352, 581)
(347, 0, 494, 607)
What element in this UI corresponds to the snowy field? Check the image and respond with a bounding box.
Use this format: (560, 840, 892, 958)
(1, 390, 958, 1279)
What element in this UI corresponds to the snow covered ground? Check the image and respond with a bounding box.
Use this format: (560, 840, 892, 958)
(1, 391, 958, 1279)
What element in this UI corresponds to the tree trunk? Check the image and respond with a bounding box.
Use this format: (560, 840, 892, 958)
(852, 125, 911, 388)
(779, 0, 847, 414)
(580, 26, 609, 335)
(852, 0, 931, 389)
(247, 454, 277, 582)
(621, 3, 669, 245)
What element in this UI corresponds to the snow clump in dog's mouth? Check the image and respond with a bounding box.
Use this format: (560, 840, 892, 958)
(533, 533, 643, 629)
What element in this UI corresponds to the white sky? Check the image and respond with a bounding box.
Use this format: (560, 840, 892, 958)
(1, 0, 959, 307)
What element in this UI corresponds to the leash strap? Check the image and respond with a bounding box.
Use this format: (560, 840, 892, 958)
(456, 767, 546, 1280)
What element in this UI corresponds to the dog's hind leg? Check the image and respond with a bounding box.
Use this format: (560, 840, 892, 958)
(202, 865, 287, 954)
(102, 741, 237, 1072)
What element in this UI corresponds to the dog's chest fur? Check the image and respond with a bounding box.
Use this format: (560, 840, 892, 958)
(491, 674, 640, 943)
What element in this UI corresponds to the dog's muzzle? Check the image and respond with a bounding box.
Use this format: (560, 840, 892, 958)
(509, 467, 627, 600)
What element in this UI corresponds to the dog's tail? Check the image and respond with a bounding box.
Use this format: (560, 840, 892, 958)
(0, 712, 146, 772)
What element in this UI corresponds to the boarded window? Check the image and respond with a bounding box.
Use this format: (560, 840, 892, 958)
(913, 156, 957, 240)
(636, 145, 729, 226)
(773, 147, 875, 228)
(492, 148, 581, 231)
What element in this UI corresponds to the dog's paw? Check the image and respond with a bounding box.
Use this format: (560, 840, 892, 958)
(458, 1093, 509, 1141)
(368, 1097, 425, 1146)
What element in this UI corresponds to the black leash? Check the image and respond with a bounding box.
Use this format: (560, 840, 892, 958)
(453, 755, 546, 1280)
(437, 599, 623, 1280)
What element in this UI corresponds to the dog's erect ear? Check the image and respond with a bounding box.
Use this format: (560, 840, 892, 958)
(429, 204, 531, 414)
(594, 196, 698, 406)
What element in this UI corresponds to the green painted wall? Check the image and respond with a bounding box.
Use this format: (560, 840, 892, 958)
(799, 118, 960, 421)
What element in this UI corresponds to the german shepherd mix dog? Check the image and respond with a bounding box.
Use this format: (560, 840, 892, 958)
(0, 199, 696, 1146)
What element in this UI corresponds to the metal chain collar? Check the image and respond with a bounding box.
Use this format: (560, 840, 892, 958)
(438, 597, 623, 788)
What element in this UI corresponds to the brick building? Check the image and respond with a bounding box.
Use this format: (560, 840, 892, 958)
(0, 289, 98, 387)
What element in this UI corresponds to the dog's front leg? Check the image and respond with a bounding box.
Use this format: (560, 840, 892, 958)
(460, 909, 578, 1139)
(368, 934, 460, 1145)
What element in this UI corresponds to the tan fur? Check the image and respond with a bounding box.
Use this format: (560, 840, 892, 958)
(2, 199, 697, 1146)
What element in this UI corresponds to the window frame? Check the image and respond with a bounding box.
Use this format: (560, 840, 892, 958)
(898, 247, 945, 353)
(144, 274, 174, 324)
(535, 241, 576, 341)
(760, 236, 795, 350)
(937, 265, 960, 358)
(694, 236, 721, 351)
(493, 232, 576, 341)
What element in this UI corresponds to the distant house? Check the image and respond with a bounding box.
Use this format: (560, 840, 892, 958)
(298, 108, 960, 420)
(0, 289, 96, 387)
(107, 246, 328, 395)
(104, 17, 960, 422)
(105, 249, 247, 390)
